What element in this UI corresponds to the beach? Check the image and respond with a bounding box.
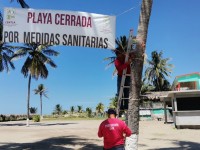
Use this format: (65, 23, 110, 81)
(0, 120, 200, 150)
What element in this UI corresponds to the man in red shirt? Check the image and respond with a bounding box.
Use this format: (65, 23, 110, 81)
(98, 108, 132, 150)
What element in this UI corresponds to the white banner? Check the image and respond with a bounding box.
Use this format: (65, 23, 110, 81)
(3, 7, 116, 49)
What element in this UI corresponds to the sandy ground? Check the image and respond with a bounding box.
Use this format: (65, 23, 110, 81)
(0, 120, 200, 150)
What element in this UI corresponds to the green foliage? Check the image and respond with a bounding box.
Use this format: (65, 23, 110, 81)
(34, 83, 48, 117)
(30, 107, 37, 114)
(115, 35, 129, 53)
(62, 110, 68, 115)
(9, 115, 16, 121)
(108, 97, 118, 109)
(10, 0, 30, 8)
(140, 78, 155, 94)
(70, 106, 75, 114)
(12, 43, 59, 80)
(86, 107, 92, 118)
(77, 105, 83, 113)
(96, 102, 104, 117)
(144, 50, 173, 91)
(11, 43, 59, 124)
(0, 114, 27, 122)
(0, 43, 15, 73)
(0, 114, 6, 121)
(33, 115, 40, 122)
(53, 104, 62, 115)
(104, 35, 129, 75)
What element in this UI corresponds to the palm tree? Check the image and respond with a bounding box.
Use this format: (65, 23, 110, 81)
(140, 78, 155, 95)
(86, 107, 92, 118)
(10, 0, 29, 8)
(70, 106, 75, 114)
(145, 51, 173, 91)
(12, 43, 59, 126)
(30, 107, 37, 114)
(96, 102, 104, 117)
(108, 97, 118, 109)
(0, 43, 15, 72)
(77, 105, 83, 113)
(54, 104, 62, 115)
(126, 0, 153, 150)
(104, 36, 129, 69)
(34, 84, 48, 119)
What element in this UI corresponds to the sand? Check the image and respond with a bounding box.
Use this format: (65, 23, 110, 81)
(0, 120, 200, 150)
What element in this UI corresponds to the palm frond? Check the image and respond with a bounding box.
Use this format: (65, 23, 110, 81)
(43, 49, 59, 56)
(21, 56, 32, 77)
(17, 0, 29, 8)
(0, 58, 4, 72)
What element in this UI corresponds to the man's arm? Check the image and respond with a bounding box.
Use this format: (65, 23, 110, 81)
(124, 125, 132, 137)
(98, 124, 103, 138)
(122, 122, 132, 137)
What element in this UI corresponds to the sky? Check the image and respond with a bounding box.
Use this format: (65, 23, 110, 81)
(0, 0, 200, 115)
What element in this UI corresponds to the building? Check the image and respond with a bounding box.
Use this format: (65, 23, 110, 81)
(162, 72, 200, 129)
(172, 72, 200, 91)
(161, 90, 200, 129)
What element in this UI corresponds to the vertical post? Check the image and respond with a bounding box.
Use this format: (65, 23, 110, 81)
(174, 98, 177, 111)
(164, 99, 167, 124)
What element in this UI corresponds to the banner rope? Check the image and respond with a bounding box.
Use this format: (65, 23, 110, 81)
(116, 1, 141, 17)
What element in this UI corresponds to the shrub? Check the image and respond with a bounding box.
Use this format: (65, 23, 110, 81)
(33, 115, 40, 122)
(0, 114, 6, 122)
(9, 115, 16, 121)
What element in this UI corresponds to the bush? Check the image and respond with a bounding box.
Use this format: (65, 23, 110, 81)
(0, 114, 6, 122)
(33, 115, 40, 122)
(9, 115, 16, 121)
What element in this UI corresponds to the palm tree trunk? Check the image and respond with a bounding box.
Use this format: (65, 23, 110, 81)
(125, 0, 153, 149)
(40, 94, 43, 119)
(26, 74, 31, 126)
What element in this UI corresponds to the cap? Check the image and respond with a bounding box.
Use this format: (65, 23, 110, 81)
(107, 108, 117, 115)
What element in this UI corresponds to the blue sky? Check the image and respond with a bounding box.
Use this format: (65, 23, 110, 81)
(0, 0, 200, 115)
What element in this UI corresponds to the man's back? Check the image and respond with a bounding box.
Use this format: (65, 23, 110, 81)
(98, 118, 131, 149)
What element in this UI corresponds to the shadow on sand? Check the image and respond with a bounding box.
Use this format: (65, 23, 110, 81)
(0, 122, 77, 127)
(139, 139, 200, 150)
(0, 135, 102, 150)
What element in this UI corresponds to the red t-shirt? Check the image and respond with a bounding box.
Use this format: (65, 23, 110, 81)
(114, 59, 131, 76)
(98, 118, 132, 149)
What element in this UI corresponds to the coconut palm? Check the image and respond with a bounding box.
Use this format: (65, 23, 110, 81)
(54, 104, 62, 115)
(0, 43, 15, 72)
(145, 50, 173, 91)
(126, 1, 153, 149)
(70, 106, 75, 114)
(12, 43, 59, 126)
(86, 107, 92, 117)
(108, 97, 118, 109)
(10, 0, 29, 8)
(104, 36, 128, 70)
(1, 11, 15, 71)
(34, 84, 48, 119)
(140, 78, 155, 95)
(96, 102, 104, 117)
(77, 105, 83, 113)
(30, 107, 37, 114)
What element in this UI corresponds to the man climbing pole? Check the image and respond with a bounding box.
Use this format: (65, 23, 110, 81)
(114, 49, 132, 111)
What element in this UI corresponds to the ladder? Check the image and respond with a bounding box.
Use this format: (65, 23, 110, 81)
(117, 29, 136, 118)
